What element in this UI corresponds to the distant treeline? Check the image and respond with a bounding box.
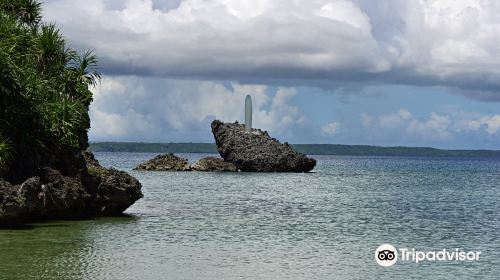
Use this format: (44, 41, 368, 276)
(89, 142, 500, 157)
(90, 142, 218, 153)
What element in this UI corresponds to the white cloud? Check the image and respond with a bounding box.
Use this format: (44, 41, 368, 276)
(317, 1, 371, 34)
(465, 115, 500, 134)
(43, 0, 386, 75)
(407, 113, 451, 140)
(37, 0, 500, 147)
(378, 109, 412, 129)
(89, 76, 309, 141)
(42, 0, 385, 78)
(41, 0, 500, 98)
(357, 108, 500, 146)
(360, 109, 452, 142)
(360, 113, 373, 128)
(321, 122, 341, 135)
(91, 109, 154, 138)
(87, 76, 500, 146)
(388, 0, 500, 95)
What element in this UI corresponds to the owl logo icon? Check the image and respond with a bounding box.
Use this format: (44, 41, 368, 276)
(375, 244, 398, 267)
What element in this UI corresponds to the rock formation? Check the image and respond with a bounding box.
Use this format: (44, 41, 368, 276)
(211, 120, 316, 172)
(135, 154, 238, 172)
(134, 153, 191, 171)
(0, 151, 142, 225)
(0, 1, 143, 226)
(191, 157, 238, 172)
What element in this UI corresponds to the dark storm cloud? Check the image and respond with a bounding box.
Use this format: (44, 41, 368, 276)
(43, 0, 500, 101)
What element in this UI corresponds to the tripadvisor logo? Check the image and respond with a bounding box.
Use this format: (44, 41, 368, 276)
(375, 244, 481, 267)
(375, 244, 397, 267)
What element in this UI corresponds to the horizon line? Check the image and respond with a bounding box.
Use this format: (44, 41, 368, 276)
(88, 141, 500, 152)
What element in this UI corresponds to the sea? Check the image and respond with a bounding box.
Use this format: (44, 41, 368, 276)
(0, 152, 499, 280)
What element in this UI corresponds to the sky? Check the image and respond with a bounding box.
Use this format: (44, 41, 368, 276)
(42, 0, 500, 149)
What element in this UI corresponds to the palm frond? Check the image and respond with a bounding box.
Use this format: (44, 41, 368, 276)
(0, 0, 42, 26)
(70, 50, 102, 88)
(0, 137, 12, 171)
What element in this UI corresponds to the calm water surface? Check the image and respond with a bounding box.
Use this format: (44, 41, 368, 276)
(0, 153, 499, 279)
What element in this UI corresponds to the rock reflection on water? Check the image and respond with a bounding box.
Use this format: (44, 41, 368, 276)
(0, 221, 84, 279)
(0, 216, 138, 280)
(1, 153, 499, 280)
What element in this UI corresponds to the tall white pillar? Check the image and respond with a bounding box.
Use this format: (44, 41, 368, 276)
(245, 95, 252, 132)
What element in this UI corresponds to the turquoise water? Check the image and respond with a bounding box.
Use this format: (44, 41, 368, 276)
(1, 153, 499, 279)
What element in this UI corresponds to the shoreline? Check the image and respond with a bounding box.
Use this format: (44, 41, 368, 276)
(90, 142, 500, 157)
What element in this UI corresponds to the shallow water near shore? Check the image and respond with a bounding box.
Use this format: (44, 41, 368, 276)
(1, 152, 499, 279)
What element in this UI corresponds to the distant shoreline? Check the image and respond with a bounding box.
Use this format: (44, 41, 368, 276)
(89, 142, 500, 158)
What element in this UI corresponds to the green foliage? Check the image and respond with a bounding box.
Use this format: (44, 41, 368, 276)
(0, 137, 12, 171)
(36, 23, 66, 74)
(66, 49, 100, 106)
(0, 0, 42, 27)
(70, 50, 102, 88)
(42, 95, 87, 148)
(0, 0, 101, 173)
(87, 166, 104, 176)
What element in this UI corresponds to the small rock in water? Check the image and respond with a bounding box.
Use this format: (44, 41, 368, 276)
(191, 157, 238, 172)
(134, 153, 191, 171)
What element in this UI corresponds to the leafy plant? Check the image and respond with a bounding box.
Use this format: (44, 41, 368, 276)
(0, 0, 101, 175)
(0, 137, 12, 171)
(0, 0, 42, 27)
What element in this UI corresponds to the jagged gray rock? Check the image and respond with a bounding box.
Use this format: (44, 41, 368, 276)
(85, 152, 143, 215)
(211, 120, 316, 172)
(191, 157, 238, 172)
(134, 153, 191, 171)
(0, 151, 143, 225)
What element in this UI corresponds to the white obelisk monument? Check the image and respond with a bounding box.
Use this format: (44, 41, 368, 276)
(245, 95, 252, 132)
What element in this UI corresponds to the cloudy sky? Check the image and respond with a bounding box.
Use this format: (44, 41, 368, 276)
(43, 0, 500, 149)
